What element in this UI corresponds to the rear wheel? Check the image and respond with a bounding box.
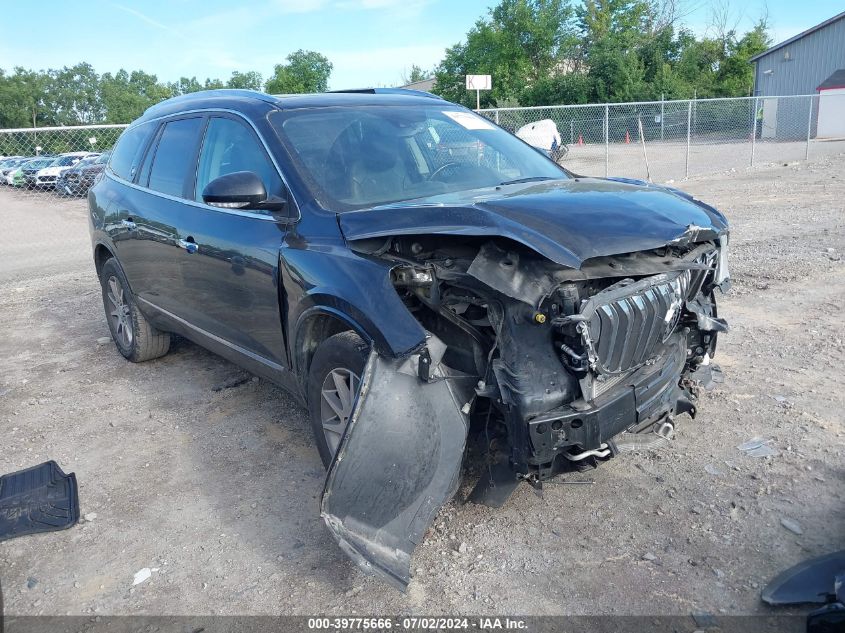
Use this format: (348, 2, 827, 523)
(307, 331, 369, 468)
(99, 257, 170, 362)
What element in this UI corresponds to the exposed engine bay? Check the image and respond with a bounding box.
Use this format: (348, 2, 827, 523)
(358, 233, 728, 479)
(322, 215, 730, 591)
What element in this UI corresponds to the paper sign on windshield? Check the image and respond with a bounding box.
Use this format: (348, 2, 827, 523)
(443, 111, 495, 130)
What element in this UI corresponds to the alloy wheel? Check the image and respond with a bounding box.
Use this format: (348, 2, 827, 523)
(106, 276, 133, 348)
(319, 368, 360, 457)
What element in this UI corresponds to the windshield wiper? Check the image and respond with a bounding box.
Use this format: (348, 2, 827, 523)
(498, 176, 555, 186)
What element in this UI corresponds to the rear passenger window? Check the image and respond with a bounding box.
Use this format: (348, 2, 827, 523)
(147, 117, 204, 197)
(194, 117, 282, 203)
(109, 122, 154, 181)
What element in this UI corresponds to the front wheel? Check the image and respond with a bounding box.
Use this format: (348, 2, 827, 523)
(307, 331, 369, 468)
(99, 257, 170, 363)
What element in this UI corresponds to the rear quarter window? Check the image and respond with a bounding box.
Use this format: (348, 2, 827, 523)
(109, 122, 155, 181)
(147, 117, 205, 198)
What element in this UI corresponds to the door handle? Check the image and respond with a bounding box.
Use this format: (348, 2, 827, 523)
(179, 237, 198, 254)
(121, 218, 136, 230)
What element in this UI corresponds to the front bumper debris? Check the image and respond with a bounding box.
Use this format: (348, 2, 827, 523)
(320, 337, 475, 591)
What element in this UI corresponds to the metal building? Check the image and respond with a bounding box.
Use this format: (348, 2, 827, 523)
(751, 11, 845, 97)
(750, 11, 845, 140)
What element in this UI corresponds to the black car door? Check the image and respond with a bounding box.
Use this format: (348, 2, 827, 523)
(112, 116, 207, 320)
(166, 114, 290, 369)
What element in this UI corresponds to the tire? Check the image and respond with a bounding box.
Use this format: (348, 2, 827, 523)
(99, 257, 170, 362)
(307, 331, 369, 468)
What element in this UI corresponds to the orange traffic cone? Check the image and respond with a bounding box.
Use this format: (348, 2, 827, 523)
(577, 134, 584, 146)
(625, 130, 630, 143)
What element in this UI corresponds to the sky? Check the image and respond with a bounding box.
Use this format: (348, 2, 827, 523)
(0, 0, 843, 90)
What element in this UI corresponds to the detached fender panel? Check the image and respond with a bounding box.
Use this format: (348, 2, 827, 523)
(320, 347, 472, 591)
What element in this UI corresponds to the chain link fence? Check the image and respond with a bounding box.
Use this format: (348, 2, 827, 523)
(0, 124, 126, 195)
(1, 93, 844, 205)
(481, 93, 845, 182)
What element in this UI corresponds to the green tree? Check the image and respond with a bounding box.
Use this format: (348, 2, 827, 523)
(169, 76, 203, 96)
(0, 67, 47, 127)
(43, 62, 103, 124)
(226, 70, 263, 90)
(434, 0, 576, 108)
(575, 0, 654, 102)
(403, 64, 431, 84)
(265, 50, 333, 94)
(203, 77, 226, 90)
(100, 69, 171, 123)
(716, 19, 770, 96)
(519, 72, 592, 105)
(674, 33, 721, 97)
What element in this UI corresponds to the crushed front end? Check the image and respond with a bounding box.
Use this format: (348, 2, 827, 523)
(323, 185, 730, 589)
(366, 232, 729, 489)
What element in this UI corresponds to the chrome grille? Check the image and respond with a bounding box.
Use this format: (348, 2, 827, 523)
(584, 271, 690, 376)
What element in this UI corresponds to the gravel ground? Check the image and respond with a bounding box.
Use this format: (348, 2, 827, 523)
(1, 155, 844, 618)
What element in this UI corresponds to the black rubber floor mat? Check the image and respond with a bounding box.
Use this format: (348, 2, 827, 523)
(0, 461, 79, 542)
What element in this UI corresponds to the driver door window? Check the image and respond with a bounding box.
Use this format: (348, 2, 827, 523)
(195, 117, 282, 209)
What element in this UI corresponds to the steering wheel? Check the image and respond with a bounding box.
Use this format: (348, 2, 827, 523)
(428, 162, 463, 181)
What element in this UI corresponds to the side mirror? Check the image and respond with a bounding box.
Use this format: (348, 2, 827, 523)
(202, 171, 287, 212)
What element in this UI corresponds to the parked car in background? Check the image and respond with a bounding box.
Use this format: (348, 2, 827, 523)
(516, 119, 567, 162)
(34, 152, 99, 190)
(89, 89, 730, 590)
(17, 157, 58, 188)
(7, 156, 56, 188)
(57, 152, 109, 196)
(0, 157, 31, 183)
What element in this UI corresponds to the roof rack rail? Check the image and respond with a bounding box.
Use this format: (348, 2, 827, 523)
(328, 87, 443, 100)
(142, 89, 279, 118)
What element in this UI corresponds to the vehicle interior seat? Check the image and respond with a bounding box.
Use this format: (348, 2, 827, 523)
(325, 119, 410, 205)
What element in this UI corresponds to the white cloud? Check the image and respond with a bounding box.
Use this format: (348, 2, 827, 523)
(110, 3, 182, 37)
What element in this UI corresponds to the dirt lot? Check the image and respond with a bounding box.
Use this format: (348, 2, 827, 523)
(1, 155, 844, 618)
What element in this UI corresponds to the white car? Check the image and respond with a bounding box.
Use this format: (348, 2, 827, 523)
(34, 152, 99, 190)
(515, 119, 565, 161)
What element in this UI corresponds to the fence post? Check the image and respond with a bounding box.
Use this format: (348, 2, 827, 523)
(570, 120, 574, 145)
(692, 89, 696, 137)
(637, 116, 650, 181)
(685, 100, 691, 179)
(750, 96, 759, 166)
(660, 93, 665, 141)
(805, 95, 813, 161)
(604, 104, 609, 177)
(495, 110, 499, 125)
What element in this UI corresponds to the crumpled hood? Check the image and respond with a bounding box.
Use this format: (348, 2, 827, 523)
(338, 177, 728, 268)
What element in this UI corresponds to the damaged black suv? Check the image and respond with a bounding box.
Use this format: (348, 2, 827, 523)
(89, 89, 729, 590)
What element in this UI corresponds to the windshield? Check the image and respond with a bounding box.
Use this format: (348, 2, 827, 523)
(270, 105, 568, 211)
(55, 155, 82, 166)
(25, 158, 54, 169)
(74, 156, 98, 168)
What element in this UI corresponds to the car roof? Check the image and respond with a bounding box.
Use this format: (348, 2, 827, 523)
(136, 88, 451, 125)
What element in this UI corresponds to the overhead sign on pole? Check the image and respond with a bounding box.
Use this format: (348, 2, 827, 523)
(465, 74, 492, 110)
(465, 75, 492, 90)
